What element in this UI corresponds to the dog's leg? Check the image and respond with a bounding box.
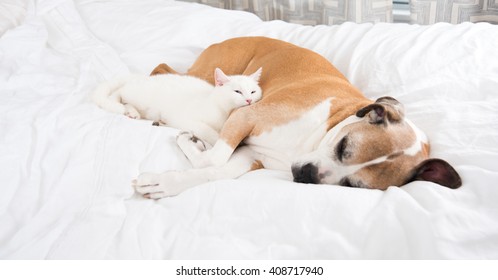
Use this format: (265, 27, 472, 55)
(174, 122, 221, 167)
(176, 127, 231, 168)
(174, 136, 235, 168)
(176, 106, 255, 168)
(133, 146, 259, 198)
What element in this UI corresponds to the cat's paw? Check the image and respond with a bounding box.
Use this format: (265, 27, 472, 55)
(152, 121, 166, 126)
(177, 131, 207, 152)
(124, 107, 141, 119)
(133, 171, 186, 199)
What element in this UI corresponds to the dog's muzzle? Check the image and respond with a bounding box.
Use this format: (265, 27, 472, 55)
(292, 163, 320, 184)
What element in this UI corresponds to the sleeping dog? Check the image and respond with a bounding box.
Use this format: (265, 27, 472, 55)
(133, 37, 461, 198)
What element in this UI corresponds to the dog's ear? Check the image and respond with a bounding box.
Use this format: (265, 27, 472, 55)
(150, 63, 179, 76)
(407, 158, 462, 189)
(356, 96, 404, 124)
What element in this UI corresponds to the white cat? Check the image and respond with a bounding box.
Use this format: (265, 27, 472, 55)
(92, 67, 262, 146)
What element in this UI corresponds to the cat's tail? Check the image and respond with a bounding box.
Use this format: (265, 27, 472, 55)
(91, 77, 128, 114)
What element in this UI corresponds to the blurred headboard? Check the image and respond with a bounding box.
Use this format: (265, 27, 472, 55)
(181, 0, 393, 24)
(411, 0, 498, 24)
(182, 0, 498, 25)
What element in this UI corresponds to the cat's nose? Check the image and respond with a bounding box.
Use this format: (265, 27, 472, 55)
(246, 99, 252, 105)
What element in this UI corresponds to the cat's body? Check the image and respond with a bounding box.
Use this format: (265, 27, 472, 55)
(92, 68, 262, 145)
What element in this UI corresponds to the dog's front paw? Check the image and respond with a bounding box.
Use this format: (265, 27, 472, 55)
(132, 171, 186, 199)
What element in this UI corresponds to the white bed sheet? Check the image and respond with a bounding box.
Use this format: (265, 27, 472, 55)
(1, 0, 498, 259)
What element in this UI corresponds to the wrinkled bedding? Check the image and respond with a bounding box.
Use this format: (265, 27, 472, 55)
(1, 0, 498, 259)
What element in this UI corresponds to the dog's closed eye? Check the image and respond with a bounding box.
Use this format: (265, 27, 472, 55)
(336, 136, 350, 162)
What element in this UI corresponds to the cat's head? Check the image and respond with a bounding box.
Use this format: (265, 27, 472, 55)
(214, 67, 263, 108)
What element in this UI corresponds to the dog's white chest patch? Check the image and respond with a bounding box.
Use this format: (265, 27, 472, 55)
(246, 98, 333, 170)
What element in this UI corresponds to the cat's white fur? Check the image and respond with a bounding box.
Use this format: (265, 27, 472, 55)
(92, 68, 263, 145)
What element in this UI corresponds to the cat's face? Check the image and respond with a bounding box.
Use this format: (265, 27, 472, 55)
(214, 68, 263, 108)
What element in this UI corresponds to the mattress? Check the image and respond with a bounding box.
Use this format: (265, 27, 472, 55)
(1, 0, 497, 259)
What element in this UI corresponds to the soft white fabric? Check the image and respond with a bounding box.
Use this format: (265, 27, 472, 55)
(0, 0, 497, 259)
(0, 0, 28, 36)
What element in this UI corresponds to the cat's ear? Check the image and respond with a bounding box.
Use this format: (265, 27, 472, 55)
(214, 68, 230, 86)
(250, 67, 263, 82)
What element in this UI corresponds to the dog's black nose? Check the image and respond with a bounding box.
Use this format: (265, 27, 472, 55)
(292, 163, 319, 184)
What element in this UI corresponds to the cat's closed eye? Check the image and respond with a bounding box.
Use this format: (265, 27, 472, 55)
(234, 90, 242, 94)
(251, 91, 256, 94)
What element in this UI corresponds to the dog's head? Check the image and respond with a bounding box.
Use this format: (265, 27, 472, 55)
(291, 97, 461, 190)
